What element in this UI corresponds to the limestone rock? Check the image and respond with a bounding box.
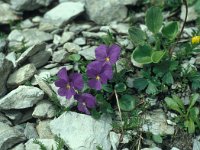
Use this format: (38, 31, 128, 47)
(0, 85, 44, 110)
(142, 109, 175, 135)
(0, 3, 20, 24)
(44, 2, 85, 27)
(52, 49, 68, 63)
(0, 53, 13, 97)
(78, 46, 96, 60)
(63, 42, 81, 53)
(50, 112, 112, 150)
(36, 120, 54, 139)
(0, 122, 26, 150)
(7, 64, 37, 86)
(85, 0, 127, 24)
(25, 139, 57, 150)
(24, 123, 38, 139)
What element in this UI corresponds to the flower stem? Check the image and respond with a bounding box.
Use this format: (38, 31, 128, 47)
(114, 89, 124, 141)
(169, 0, 188, 55)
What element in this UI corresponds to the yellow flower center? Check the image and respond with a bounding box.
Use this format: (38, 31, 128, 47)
(105, 57, 110, 62)
(66, 84, 70, 89)
(96, 75, 100, 80)
(192, 36, 200, 44)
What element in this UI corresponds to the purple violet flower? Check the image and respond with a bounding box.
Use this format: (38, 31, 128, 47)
(95, 44, 121, 65)
(87, 61, 113, 90)
(55, 67, 84, 99)
(75, 93, 96, 114)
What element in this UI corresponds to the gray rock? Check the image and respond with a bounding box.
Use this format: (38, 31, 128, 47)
(3, 110, 22, 124)
(0, 53, 13, 97)
(110, 22, 129, 34)
(180, 6, 198, 22)
(0, 39, 7, 52)
(20, 19, 35, 29)
(11, 0, 53, 11)
(59, 0, 85, 3)
(141, 148, 162, 150)
(0, 122, 26, 150)
(142, 109, 174, 135)
(119, 0, 138, 5)
(82, 31, 107, 38)
(63, 42, 81, 53)
(6, 52, 17, 68)
(44, 2, 85, 27)
(0, 85, 44, 110)
(171, 147, 180, 150)
(24, 123, 38, 139)
(7, 64, 37, 86)
(8, 29, 52, 48)
(10, 143, 25, 150)
(25, 139, 57, 150)
(73, 37, 86, 45)
(36, 120, 54, 139)
(53, 35, 61, 45)
(0, 3, 20, 24)
(85, 0, 127, 24)
(50, 112, 112, 150)
(29, 50, 51, 68)
(193, 139, 200, 150)
(60, 31, 75, 44)
(0, 112, 12, 126)
(39, 18, 59, 32)
(52, 49, 68, 63)
(69, 22, 92, 33)
(32, 100, 56, 119)
(78, 46, 96, 60)
(16, 43, 46, 65)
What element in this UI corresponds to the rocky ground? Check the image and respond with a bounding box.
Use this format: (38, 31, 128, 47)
(0, 0, 200, 150)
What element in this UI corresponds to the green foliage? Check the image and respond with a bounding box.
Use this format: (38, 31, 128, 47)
(152, 134, 163, 144)
(119, 94, 137, 111)
(145, 6, 163, 34)
(33, 139, 47, 150)
(162, 21, 179, 40)
(165, 94, 200, 133)
(114, 82, 127, 92)
(68, 54, 81, 62)
(129, 26, 146, 45)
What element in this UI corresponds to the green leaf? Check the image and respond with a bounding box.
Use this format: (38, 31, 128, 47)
(165, 97, 183, 114)
(151, 50, 165, 63)
(102, 84, 113, 93)
(119, 94, 137, 111)
(145, 6, 163, 33)
(162, 21, 179, 40)
(132, 45, 153, 64)
(114, 83, 126, 92)
(188, 93, 199, 110)
(133, 78, 148, 91)
(189, 107, 199, 121)
(184, 119, 195, 133)
(146, 81, 158, 95)
(129, 26, 146, 45)
(162, 72, 174, 85)
(172, 95, 185, 111)
(68, 54, 81, 62)
(152, 134, 163, 144)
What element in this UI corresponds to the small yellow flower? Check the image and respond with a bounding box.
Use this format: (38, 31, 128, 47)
(192, 36, 200, 44)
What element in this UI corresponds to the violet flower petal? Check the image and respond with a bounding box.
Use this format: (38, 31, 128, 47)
(55, 79, 67, 88)
(87, 61, 102, 73)
(77, 103, 90, 114)
(65, 88, 76, 99)
(70, 73, 84, 90)
(95, 44, 108, 62)
(57, 67, 69, 81)
(83, 93, 96, 108)
(102, 64, 113, 79)
(108, 44, 121, 64)
(88, 79, 102, 90)
(58, 88, 67, 96)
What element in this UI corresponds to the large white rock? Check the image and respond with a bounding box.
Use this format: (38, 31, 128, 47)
(44, 2, 84, 26)
(0, 53, 13, 97)
(142, 109, 175, 135)
(85, 0, 127, 24)
(0, 3, 20, 24)
(0, 85, 44, 110)
(0, 122, 26, 150)
(7, 63, 37, 86)
(50, 112, 112, 150)
(25, 139, 57, 150)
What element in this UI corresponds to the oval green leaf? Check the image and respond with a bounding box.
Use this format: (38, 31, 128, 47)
(145, 6, 163, 33)
(132, 45, 153, 64)
(129, 26, 146, 45)
(119, 94, 137, 111)
(151, 50, 165, 63)
(162, 21, 179, 40)
(114, 83, 126, 92)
